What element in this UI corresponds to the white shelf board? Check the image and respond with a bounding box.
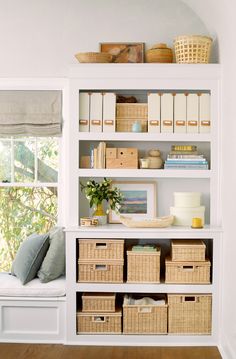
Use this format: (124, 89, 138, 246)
(78, 132, 212, 142)
(65, 224, 222, 238)
(75, 282, 214, 294)
(78, 169, 212, 178)
(68, 334, 217, 346)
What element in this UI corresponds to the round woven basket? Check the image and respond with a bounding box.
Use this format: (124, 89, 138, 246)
(174, 35, 213, 64)
(75, 52, 113, 63)
(146, 43, 173, 63)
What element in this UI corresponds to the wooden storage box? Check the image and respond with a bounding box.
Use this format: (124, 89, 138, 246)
(78, 259, 124, 283)
(116, 103, 148, 132)
(123, 295, 167, 334)
(106, 147, 138, 169)
(165, 257, 211, 284)
(168, 294, 212, 334)
(77, 310, 122, 334)
(82, 293, 116, 313)
(171, 239, 206, 262)
(127, 246, 161, 283)
(79, 239, 124, 260)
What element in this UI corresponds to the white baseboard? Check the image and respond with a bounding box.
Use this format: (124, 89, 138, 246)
(219, 335, 236, 359)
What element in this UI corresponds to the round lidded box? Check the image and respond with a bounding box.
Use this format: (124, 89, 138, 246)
(146, 43, 173, 63)
(174, 192, 201, 208)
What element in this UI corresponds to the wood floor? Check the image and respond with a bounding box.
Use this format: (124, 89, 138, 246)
(0, 344, 222, 359)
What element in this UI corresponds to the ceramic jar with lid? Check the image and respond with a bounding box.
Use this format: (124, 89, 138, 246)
(147, 149, 163, 169)
(146, 43, 173, 63)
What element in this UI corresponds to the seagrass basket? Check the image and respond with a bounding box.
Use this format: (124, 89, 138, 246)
(78, 259, 124, 283)
(168, 294, 212, 334)
(77, 310, 122, 334)
(79, 239, 124, 260)
(82, 293, 116, 313)
(116, 103, 148, 132)
(174, 35, 212, 64)
(171, 239, 206, 262)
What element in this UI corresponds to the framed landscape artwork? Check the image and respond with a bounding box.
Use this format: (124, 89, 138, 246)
(109, 181, 157, 223)
(100, 42, 144, 63)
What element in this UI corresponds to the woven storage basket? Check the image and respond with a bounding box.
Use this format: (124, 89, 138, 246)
(168, 294, 212, 334)
(171, 239, 206, 262)
(77, 310, 122, 334)
(146, 43, 173, 63)
(78, 259, 123, 283)
(79, 239, 124, 260)
(127, 246, 160, 283)
(116, 103, 148, 132)
(82, 293, 116, 313)
(123, 295, 167, 334)
(165, 257, 211, 284)
(75, 52, 113, 63)
(174, 35, 212, 64)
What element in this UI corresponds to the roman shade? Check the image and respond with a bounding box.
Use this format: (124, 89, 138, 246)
(0, 90, 62, 136)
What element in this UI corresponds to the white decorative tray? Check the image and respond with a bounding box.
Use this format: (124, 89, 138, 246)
(119, 215, 174, 228)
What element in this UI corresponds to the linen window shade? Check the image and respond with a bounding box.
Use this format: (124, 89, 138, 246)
(0, 90, 62, 136)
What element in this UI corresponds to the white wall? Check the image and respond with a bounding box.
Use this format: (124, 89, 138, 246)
(0, 0, 235, 357)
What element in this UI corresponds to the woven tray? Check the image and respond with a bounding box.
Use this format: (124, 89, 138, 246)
(119, 215, 174, 228)
(75, 52, 113, 63)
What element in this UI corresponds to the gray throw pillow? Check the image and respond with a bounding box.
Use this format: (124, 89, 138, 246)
(11, 233, 49, 285)
(37, 227, 65, 283)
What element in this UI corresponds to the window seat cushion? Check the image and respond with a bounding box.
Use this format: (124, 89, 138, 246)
(0, 273, 66, 297)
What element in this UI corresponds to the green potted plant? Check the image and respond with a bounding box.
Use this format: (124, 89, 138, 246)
(80, 178, 123, 224)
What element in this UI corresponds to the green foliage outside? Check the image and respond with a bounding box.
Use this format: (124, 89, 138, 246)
(0, 138, 58, 272)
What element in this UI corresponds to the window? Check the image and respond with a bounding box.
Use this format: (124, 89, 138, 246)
(0, 137, 59, 271)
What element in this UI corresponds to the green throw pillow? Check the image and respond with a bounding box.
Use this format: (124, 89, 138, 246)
(11, 233, 49, 285)
(37, 227, 65, 283)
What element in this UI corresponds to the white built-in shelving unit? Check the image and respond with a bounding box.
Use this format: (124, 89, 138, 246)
(65, 64, 222, 346)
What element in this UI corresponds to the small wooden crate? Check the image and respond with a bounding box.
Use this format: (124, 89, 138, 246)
(127, 247, 161, 283)
(77, 310, 122, 334)
(82, 293, 116, 313)
(116, 103, 148, 132)
(165, 257, 211, 284)
(78, 259, 124, 283)
(123, 295, 167, 334)
(79, 239, 124, 260)
(171, 239, 206, 262)
(168, 294, 212, 334)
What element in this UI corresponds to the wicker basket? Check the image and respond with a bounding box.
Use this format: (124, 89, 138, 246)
(116, 103, 148, 132)
(146, 43, 173, 63)
(82, 293, 116, 313)
(123, 295, 167, 334)
(78, 259, 123, 283)
(165, 257, 211, 284)
(168, 294, 212, 334)
(77, 310, 122, 334)
(127, 246, 160, 283)
(174, 35, 212, 64)
(171, 239, 206, 262)
(75, 52, 113, 63)
(79, 239, 124, 260)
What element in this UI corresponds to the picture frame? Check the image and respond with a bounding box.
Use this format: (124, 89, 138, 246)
(100, 42, 145, 63)
(109, 181, 157, 223)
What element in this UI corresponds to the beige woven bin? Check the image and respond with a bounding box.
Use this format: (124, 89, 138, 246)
(77, 310, 122, 334)
(78, 259, 124, 283)
(165, 257, 211, 284)
(168, 294, 212, 334)
(116, 103, 148, 132)
(171, 239, 206, 262)
(127, 247, 160, 283)
(174, 35, 212, 64)
(82, 293, 116, 313)
(123, 296, 167, 334)
(79, 239, 124, 260)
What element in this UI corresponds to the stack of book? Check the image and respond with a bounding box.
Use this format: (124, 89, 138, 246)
(164, 145, 209, 170)
(90, 142, 106, 169)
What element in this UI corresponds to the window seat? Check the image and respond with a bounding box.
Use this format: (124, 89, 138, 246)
(0, 273, 66, 344)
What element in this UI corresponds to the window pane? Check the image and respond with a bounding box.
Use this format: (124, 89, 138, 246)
(0, 186, 57, 272)
(37, 138, 58, 182)
(0, 140, 11, 182)
(14, 139, 35, 182)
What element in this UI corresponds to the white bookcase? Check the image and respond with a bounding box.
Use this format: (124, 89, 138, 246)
(65, 64, 222, 346)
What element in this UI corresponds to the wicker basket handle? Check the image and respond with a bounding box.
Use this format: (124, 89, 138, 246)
(94, 242, 109, 250)
(181, 265, 195, 272)
(93, 264, 109, 271)
(182, 296, 199, 303)
(137, 307, 152, 313)
(92, 316, 107, 323)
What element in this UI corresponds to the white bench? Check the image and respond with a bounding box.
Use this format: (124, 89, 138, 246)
(0, 273, 66, 343)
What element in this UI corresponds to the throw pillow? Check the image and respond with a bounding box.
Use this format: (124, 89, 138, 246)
(37, 227, 65, 283)
(11, 233, 49, 285)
